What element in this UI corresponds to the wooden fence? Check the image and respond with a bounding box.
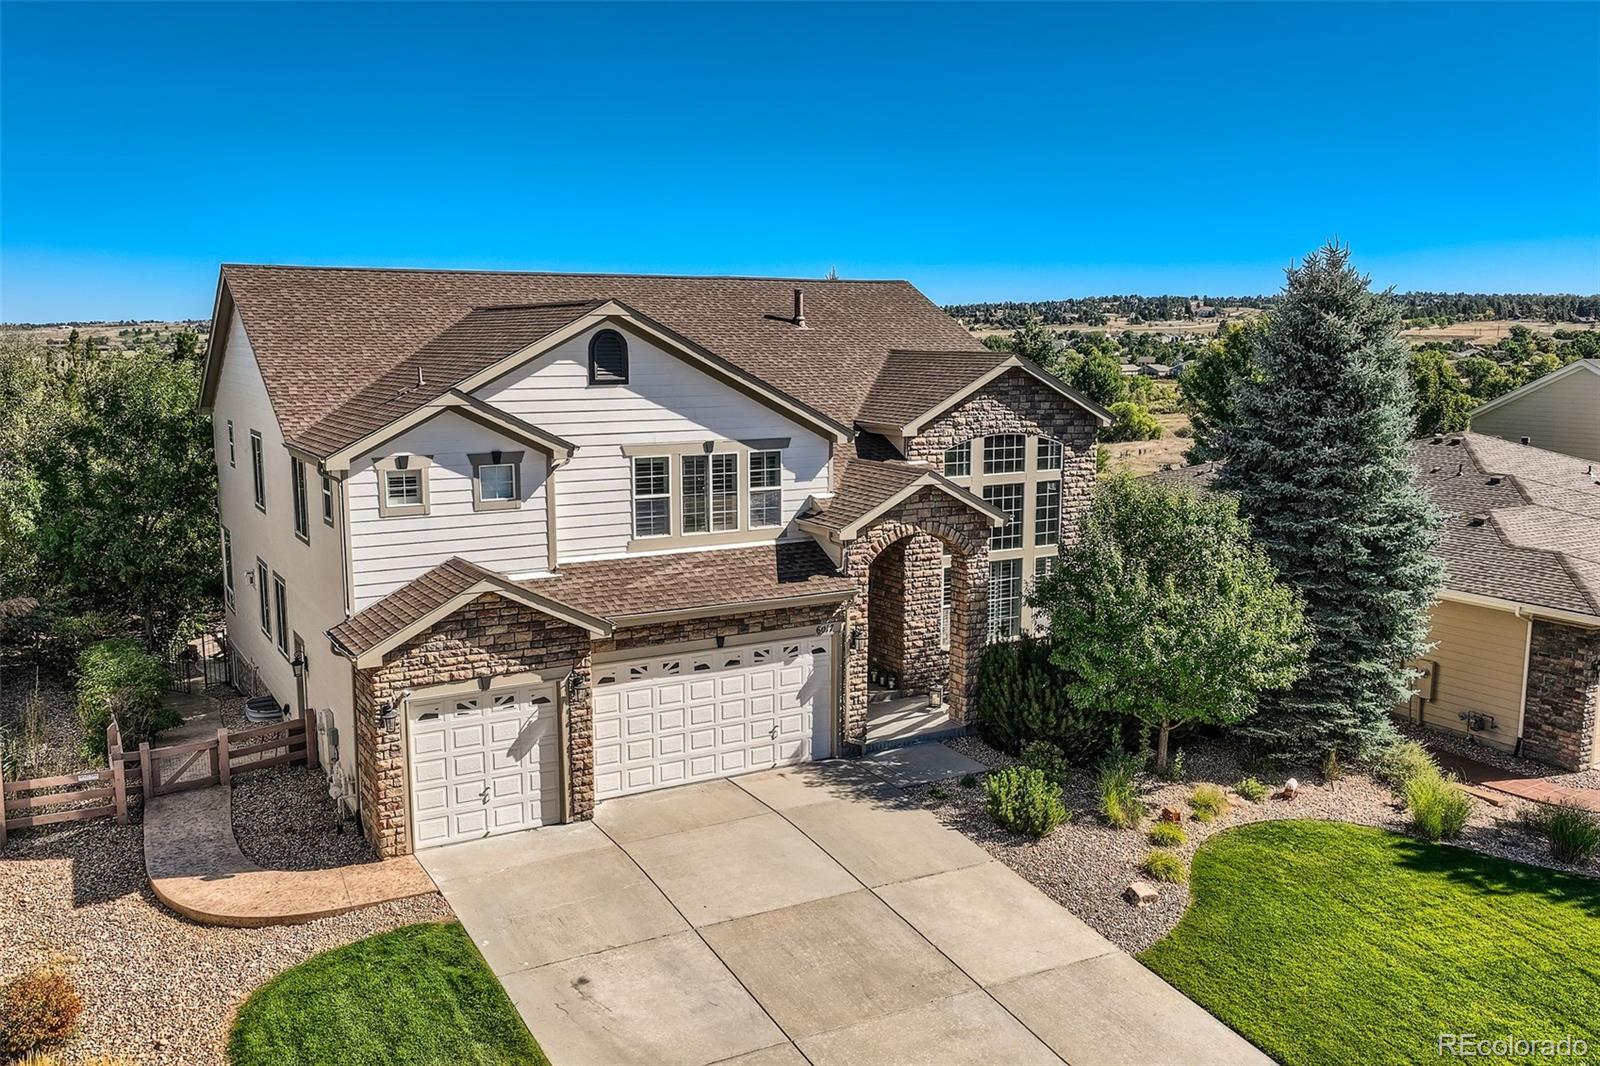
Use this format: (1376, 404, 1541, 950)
(1, 716, 316, 847)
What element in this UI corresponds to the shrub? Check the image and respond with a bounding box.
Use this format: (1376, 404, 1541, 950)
(0, 966, 83, 1057)
(1141, 850, 1188, 884)
(1235, 776, 1268, 802)
(1148, 821, 1187, 847)
(1541, 805, 1600, 865)
(1157, 748, 1186, 783)
(958, 773, 978, 789)
(1189, 783, 1229, 823)
(985, 766, 1069, 838)
(1097, 749, 1144, 828)
(1403, 767, 1472, 841)
(927, 785, 949, 802)
(1102, 401, 1164, 443)
(975, 636, 1123, 762)
(1374, 739, 1437, 788)
(48, 611, 116, 673)
(75, 639, 175, 760)
(1021, 740, 1072, 786)
(1321, 748, 1345, 786)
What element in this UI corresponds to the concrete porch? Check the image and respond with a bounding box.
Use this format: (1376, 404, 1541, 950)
(864, 684, 967, 752)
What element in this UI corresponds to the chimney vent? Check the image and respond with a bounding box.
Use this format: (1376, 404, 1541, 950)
(793, 288, 809, 330)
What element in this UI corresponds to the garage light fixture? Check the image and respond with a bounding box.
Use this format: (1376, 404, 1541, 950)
(567, 672, 587, 699)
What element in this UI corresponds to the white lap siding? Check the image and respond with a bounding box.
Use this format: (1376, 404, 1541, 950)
(473, 327, 831, 562)
(347, 411, 551, 610)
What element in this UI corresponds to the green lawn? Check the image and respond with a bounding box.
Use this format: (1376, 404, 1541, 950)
(1141, 820, 1600, 1066)
(229, 921, 548, 1066)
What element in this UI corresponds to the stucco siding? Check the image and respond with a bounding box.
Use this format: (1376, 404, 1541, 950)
(473, 324, 832, 562)
(347, 411, 551, 609)
(1413, 598, 1529, 751)
(1471, 368, 1600, 462)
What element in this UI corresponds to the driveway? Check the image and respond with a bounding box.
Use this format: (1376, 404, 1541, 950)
(420, 757, 1269, 1066)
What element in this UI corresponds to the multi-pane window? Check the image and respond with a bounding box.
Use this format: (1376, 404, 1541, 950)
(749, 450, 782, 528)
(256, 559, 270, 636)
(226, 421, 236, 467)
(250, 431, 266, 511)
(385, 470, 422, 508)
(291, 458, 310, 541)
(1034, 556, 1057, 580)
(321, 475, 335, 525)
(941, 564, 952, 645)
(984, 483, 1024, 550)
(943, 442, 971, 478)
(988, 559, 1022, 641)
(710, 453, 738, 531)
(682, 454, 739, 534)
(1035, 480, 1060, 546)
(478, 463, 516, 502)
(221, 527, 235, 608)
(1037, 438, 1062, 470)
(983, 434, 1026, 474)
(682, 455, 709, 533)
(633, 456, 671, 537)
(273, 573, 289, 657)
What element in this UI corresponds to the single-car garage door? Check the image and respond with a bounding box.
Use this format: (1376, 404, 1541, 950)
(407, 683, 560, 849)
(593, 634, 834, 800)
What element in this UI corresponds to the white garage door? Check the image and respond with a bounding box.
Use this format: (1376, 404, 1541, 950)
(593, 634, 834, 800)
(407, 684, 560, 850)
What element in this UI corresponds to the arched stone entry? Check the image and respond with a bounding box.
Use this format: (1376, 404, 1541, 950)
(840, 489, 993, 751)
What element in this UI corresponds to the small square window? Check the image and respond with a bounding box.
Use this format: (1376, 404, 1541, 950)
(386, 470, 422, 508)
(943, 443, 972, 478)
(479, 463, 516, 502)
(983, 435, 1026, 474)
(1037, 438, 1062, 470)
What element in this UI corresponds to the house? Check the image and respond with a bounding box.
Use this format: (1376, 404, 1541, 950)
(1138, 363, 1173, 378)
(200, 265, 1109, 855)
(1152, 433, 1600, 770)
(1469, 358, 1600, 462)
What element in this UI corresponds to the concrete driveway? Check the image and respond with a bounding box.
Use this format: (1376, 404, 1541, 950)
(420, 759, 1269, 1066)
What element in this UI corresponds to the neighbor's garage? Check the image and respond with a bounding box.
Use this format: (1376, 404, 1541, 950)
(406, 682, 561, 849)
(592, 634, 835, 800)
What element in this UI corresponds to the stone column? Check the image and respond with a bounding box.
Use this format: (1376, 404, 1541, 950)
(897, 533, 949, 695)
(1522, 620, 1600, 771)
(566, 652, 596, 819)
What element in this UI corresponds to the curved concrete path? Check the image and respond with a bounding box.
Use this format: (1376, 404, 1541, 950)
(144, 786, 436, 927)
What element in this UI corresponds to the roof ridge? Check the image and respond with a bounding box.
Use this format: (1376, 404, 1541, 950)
(468, 299, 607, 312)
(221, 262, 917, 285)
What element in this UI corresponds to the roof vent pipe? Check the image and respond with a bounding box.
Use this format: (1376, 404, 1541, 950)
(793, 288, 809, 330)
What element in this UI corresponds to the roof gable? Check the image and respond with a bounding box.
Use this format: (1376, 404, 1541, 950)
(1469, 357, 1600, 419)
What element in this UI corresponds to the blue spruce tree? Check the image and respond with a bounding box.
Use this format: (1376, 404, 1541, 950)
(1219, 244, 1442, 759)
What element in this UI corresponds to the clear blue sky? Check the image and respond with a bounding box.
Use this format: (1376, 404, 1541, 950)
(3, 2, 1597, 321)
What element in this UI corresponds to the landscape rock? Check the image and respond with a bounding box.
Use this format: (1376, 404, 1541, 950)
(1159, 805, 1184, 823)
(1277, 777, 1300, 799)
(1124, 880, 1159, 907)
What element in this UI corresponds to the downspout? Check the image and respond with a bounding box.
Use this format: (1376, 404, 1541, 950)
(1514, 606, 1533, 757)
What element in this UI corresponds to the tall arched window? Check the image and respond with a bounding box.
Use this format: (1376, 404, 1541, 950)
(589, 329, 629, 384)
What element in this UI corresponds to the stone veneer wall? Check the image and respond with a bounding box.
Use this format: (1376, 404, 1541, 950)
(867, 540, 908, 682)
(1522, 620, 1600, 770)
(354, 593, 591, 857)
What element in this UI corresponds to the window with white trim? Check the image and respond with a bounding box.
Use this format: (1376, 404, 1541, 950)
(681, 453, 739, 534)
(226, 421, 235, 467)
(385, 470, 422, 509)
(272, 573, 289, 657)
(984, 483, 1024, 550)
(478, 463, 516, 502)
(1035, 480, 1060, 546)
(221, 527, 235, 608)
(633, 456, 671, 537)
(682, 455, 709, 534)
(250, 431, 266, 511)
(1037, 438, 1062, 470)
(989, 558, 1022, 641)
(291, 458, 310, 541)
(321, 475, 334, 526)
(943, 442, 971, 477)
(749, 450, 782, 528)
(711, 453, 738, 532)
(983, 434, 1026, 474)
(256, 559, 270, 636)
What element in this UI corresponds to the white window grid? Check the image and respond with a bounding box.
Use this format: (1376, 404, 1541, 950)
(944, 442, 972, 477)
(988, 559, 1022, 641)
(984, 483, 1024, 550)
(1037, 438, 1062, 470)
(479, 463, 516, 501)
(633, 456, 671, 537)
(749, 450, 782, 528)
(385, 470, 422, 508)
(983, 434, 1026, 474)
(1035, 480, 1060, 546)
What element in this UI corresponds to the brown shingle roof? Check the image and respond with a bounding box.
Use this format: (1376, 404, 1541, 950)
(216, 265, 985, 453)
(327, 557, 493, 656)
(856, 350, 1009, 427)
(801, 460, 931, 534)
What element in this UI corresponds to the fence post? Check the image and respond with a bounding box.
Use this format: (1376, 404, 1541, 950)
(140, 741, 156, 800)
(305, 713, 318, 769)
(217, 728, 231, 788)
(108, 722, 128, 825)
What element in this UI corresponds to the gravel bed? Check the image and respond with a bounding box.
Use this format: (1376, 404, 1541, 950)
(0, 667, 93, 777)
(1400, 719, 1600, 792)
(0, 819, 451, 1066)
(931, 734, 1595, 954)
(231, 763, 376, 871)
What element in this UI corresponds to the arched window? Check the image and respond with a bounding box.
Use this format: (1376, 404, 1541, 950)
(589, 329, 629, 384)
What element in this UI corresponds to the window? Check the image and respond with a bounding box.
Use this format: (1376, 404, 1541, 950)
(468, 451, 523, 511)
(589, 328, 629, 384)
(682, 455, 709, 534)
(272, 573, 289, 657)
(1035, 480, 1060, 546)
(256, 559, 270, 636)
(386, 471, 422, 508)
(749, 450, 782, 528)
(479, 464, 515, 501)
(633, 456, 670, 537)
(943, 442, 971, 478)
(682, 453, 739, 534)
(983, 434, 1026, 474)
(226, 421, 236, 467)
(221, 527, 235, 608)
(376, 456, 430, 517)
(321, 475, 334, 526)
(711, 453, 739, 532)
(1034, 556, 1057, 580)
(1031, 557, 1056, 630)
(940, 564, 952, 646)
(250, 431, 266, 511)
(984, 483, 1024, 550)
(291, 458, 310, 541)
(988, 559, 1022, 641)
(1037, 438, 1062, 470)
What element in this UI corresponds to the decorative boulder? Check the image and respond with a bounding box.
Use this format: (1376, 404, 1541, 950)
(1159, 805, 1184, 823)
(1124, 881, 1159, 907)
(1277, 777, 1300, 800)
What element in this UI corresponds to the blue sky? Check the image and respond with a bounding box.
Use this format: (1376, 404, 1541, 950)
(3, 2, 1597, 321)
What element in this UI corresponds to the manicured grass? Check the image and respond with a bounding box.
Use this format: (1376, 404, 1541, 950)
(1141, 821, 1600, 1066)
(229, 922, 548, 1066)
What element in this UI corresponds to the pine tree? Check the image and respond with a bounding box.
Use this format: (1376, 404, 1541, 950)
(1219, 243, 1442, 760)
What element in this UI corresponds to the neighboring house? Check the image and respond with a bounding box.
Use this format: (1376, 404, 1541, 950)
(1469, 358, 1600, 462)
(1154, 432, 1600, 771)
(201, 265, 1109, 855)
